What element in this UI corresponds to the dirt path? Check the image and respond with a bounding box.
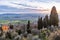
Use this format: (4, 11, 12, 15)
(48, 29, 60, 40)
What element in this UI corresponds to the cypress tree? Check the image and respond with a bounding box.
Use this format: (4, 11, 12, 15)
(38, 17, 43, 30)
(43, 15, 48, 28)
(50, 6, 59, 26)
(27, 20, 30, 29)
(10, 24, 13, 29)
(27, 20, 31, 33)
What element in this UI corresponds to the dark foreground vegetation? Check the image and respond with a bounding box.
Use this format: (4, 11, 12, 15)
(0, 6, 59, 40)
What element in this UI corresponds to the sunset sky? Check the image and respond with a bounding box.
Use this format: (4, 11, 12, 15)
(0, 0, 60, 14)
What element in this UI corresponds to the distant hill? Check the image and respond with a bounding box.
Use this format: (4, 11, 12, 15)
(0, 13, 46, 21)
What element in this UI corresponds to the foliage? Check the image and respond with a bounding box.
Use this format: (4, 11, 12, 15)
(27, 20, 31, 33)
(50, 6, 59, 26)
(16, 30, 22, 35)
(43, 15, 48, 28)
(39, 29, 50, 40)
(38, 17, 43, 30)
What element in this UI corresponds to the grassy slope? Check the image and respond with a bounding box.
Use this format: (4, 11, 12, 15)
(0, 20, 33, 24)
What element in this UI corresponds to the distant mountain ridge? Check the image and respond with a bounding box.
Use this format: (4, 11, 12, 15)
(0, 13, 46, 21)
(0, 5, 38, 12)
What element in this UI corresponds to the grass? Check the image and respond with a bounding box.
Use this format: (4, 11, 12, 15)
(0, 20, 33, 24)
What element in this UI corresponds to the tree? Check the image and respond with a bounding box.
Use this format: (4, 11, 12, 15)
(16, 29, 22, 35)
(38, 17, 43, 30)
(9, 24, 13, 29)
(0, 31, 3, 37)
(43, 15, 49, 28)
(55, 36, 60, 40)
(50, 6, 59, 26)
(27, 20, 31, 33)
(6, 32, 12, 39)
(27, 20, 30, 29)
(48, 19, 51, 26)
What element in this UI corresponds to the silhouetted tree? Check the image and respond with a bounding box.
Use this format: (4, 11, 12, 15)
(55, 36, 60, 40)
(43, 18, 47, 28)
(48, 19, 51, 26)
(27, 20, 30, 29)
(45, 15, 49, 26)
(27, 20, 31, 33)
(0, 27, 2, 32)
(0, 31, 3, 37)
(38, 17, 43, 30)
(50, 6, 59, 26)
(6, 32, 12, 39)
(16, 29, 22, 35)
(43, 15, 48, 28)
(0, 24, 3, 31)
(9, 24, 13, 29)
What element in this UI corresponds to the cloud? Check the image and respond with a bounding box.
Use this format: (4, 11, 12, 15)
(0, 0, 46, 9)
(0, 0, 60, 13)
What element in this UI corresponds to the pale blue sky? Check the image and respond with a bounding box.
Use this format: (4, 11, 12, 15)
(0, 0, 60, 14)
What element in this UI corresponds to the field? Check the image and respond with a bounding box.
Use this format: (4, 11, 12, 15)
(0, 20, 34, 24)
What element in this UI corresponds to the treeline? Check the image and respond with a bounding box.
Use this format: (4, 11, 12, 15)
(38, 6, 59, 30)
(27, 6, 59, 31)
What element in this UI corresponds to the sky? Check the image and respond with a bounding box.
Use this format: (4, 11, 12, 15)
(0, 0, 60, 14)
